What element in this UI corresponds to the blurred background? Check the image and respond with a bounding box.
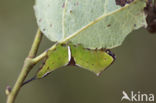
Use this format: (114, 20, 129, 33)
(0, 0, 156, 103)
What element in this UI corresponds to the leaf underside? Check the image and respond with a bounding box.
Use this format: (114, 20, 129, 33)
(34, 0, 147, 49)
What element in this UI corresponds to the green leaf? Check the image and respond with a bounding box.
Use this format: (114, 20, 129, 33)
(37, 44, 115, 78)
(34, 0, 147, 49)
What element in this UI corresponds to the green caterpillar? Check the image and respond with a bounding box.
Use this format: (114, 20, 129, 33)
(37, 44, 116, 78)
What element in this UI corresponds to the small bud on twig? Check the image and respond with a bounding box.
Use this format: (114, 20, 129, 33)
(5, 86, 12, 96)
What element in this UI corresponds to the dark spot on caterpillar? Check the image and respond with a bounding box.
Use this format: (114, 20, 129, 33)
(115, 0, 134, 7)
(144, 0, 156, 33)
(47, 67, 50, 70)
(103, 58, 107, 60)
(53, 48, 56, 51)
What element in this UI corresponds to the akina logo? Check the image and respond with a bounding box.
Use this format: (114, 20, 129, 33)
(121, 91, 155, 102)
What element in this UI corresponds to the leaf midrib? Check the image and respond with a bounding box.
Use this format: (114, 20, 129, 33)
(60, 0, 143, 44)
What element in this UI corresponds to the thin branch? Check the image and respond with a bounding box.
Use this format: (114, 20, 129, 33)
(28, 29, 43, 58)
(6, 29, 42, 103)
